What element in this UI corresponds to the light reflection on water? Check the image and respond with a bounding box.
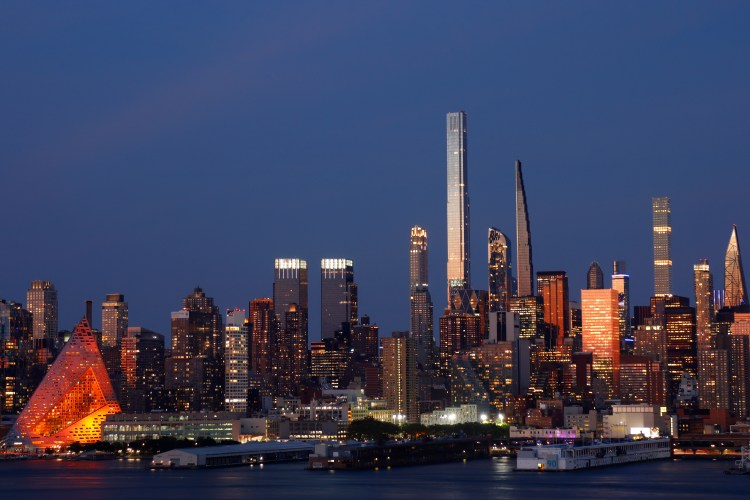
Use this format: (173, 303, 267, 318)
(0, 457, 745, 499)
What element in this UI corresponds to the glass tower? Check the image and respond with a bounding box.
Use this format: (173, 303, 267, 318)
(409, 226, 434, 368)
(515, 160, 534, 297)
(488, 228, 512, 313)
(320, 258, 357, 339)
(536, 271, 570, 347)
(724, 225, 748, 308)
(587, 262, 604, 290)
(693, 259, 714, 351)
(581, 288, 620, 398)
(652, 197, 672, 297)
(446, 111, 470, 297)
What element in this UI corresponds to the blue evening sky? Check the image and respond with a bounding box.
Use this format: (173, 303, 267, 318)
(2, 1, 748, 339)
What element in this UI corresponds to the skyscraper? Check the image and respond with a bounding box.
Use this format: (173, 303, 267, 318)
(586, 262, 604, 290)
(446, 111, 470, 296)
(693, 259, 714, 351)
(581, 288, 620, 398)
(101, 294, 128, 348)
(410, 226, 434, 368)
(515, 160, 534, 297)
(248, 298, 275, 384)
(664, 302, 697, 401)
(274, 258, 309, 394)
(438, 309, 480, 376)
(652, 197, 672, 296)
(724, 225, 748, 308)
(611, 271, 631, 348)
(224, 309, 248, 413)
(26, 280, 58, 357)
(381, 332, 418, 423)
(273, 258, 308, 334)
(488, 228, 512, 313)
(320, 258, 357, 339)
(120, 327, 165, 413)
(536, 271, 570, 347)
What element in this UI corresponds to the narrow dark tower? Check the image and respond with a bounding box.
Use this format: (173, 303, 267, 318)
(85, 300, 93, 326)
(515, 160, 534, 297)
(725, 225, 748, 308)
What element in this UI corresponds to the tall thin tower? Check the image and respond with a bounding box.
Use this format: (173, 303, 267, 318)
(410, 226, 434, 368)
(488, 228, 512, 312)
(652, 197, 672, 297)
(515, 160, 534, 297)
(446, 111, 470, 297)
(725, 225, 748, 308)
(693, 258, 714, 351)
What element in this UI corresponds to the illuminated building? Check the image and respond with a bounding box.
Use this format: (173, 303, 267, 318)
(508, 295, 544, 342)
(693, 259, 714, 351)
(652, 197, 672, 296)
(409, 226, 435, 368)
(273, 258, 309, 389)
(0, 300, 34, 414)
(320, 258, 357, 339)
(26, 280, 58, 362)
(381, 332, 418, 423)
(697, 349, 730, 411)
(7, 318, 121, 449)
(438, 309, 480, 376)
(528, 346, 571, 400)
(724, 225, 748, 308)
(730, 314, 750, 419)
(282, 303, 308, 393)
(611, 270, 631, 349)
(619, 354, 666, 405)
(446, 111, 470, 296)
(224, 309, 248, 413)
(352, 316, 379, 361)
(633, 320, 666, 361)
(586, 262, 603, 290)
(120, 327, 165, 413)
(488, 228, 512, 313)
(536, 271, 569, 347)
(310, 341, 349, 389)
(581, 288, 620, 398)
(515, 160, 534, 297)
(101, 293, 128, 400)
(248, 298, 275, 381)
(102, 412, 241, 443)
(664, 303, 697, 401)
(166, 288, 224, 411)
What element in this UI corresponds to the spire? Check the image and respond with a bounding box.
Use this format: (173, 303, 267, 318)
(725, 224, 748, 308)
(515, 160, 534, 296)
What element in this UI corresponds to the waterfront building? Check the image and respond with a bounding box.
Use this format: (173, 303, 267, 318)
(515, 160, 534, 297)
(586, 262, 603, 290)
(488, 228, 512, 313)
(446, 111, 471, 297)
(693, 259, 714, 351)
(381, 332, 418, 423)
(26, 280, 58, 362)
(7, 319, 121, 448)
(409, 226, 435, 368)
(652, 197, 672, 296)
(120, 327, 165, 413)
(581, 288, 620, 398)
(166, 288, 224, 411)
(420, 404, 478, 426)
(536, 271, 570, 347)
(438, 309, 481, 376)
(102, 411, 243, 443)
(224, 309, 249, 413)
(724, 225, 748, 308)
(320, 258, 357, 339)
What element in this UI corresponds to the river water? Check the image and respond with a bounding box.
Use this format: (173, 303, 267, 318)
(0, 457, 746, 499)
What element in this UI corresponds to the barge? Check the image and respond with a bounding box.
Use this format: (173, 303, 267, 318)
(516, 438, 671, 471)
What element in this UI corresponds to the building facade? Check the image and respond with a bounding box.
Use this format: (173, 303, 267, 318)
(515, 160, 534, 297)
(581, 288, 620, 398)
(446, 111, 471, 296)
(409, 226, 434, 368)
(381, 332, 418, 423)
(320, 259, 357, 339)
(724, 225, 748, 308)
(652, 197, 672, 296)
(488, 227, 512, 313)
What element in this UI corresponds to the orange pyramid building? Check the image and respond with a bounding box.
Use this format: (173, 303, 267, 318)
(7, 318, 121, 449)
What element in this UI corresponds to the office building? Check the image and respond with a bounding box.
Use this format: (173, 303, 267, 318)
(586, 262, 603, 290)
(320, 258, 357, 339)
(581, 288, 620, 398)
(248, 298, 275, 389)
(488, 227, 512, 313)
(724, 225, 748, 308)
(409, 226, 434, 368)
(619, 354, 667, 405)
(508, 296, 544, 342)
(446, 111, 471, 296)
(101, 294, 128, 348)
(120, 327, 165, 413)
(26, 280, 58, 360)
(438, 309, 481, 376)
(697, 349, 730, 411)
(536, 271, 569, 347)
(381, 332, 418, 423)
(652, 197, 672, 296)
(515, 160, 534, 297)
(224, 309, 249, 413)
(611, 272, 631, 348)
(693, 259, 714, 351)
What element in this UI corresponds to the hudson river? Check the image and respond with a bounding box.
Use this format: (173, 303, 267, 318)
(0, 458, 745, 499)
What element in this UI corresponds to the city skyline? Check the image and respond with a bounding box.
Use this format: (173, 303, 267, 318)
(2, 3, 749, 339)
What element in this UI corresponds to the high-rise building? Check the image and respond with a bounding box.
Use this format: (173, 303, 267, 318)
(120, 327, 165, 413)
(274, 258, 309, 394)
(515, 160, 534, 297)
(101, 294, 128, 348)
(536, 271, 570, 347)
(586, 262, 603, 290)
(729, 313, 750, 420)
(224, 309, 249, 413)
(248, 298, 275, 384)
(697, 349, 730, 411)
(26, 280, 58, 358)
(693, 259, 714, 351)
(508, 296, 544, 342)
(619, 354, 667, 405)
(409, 226, 434, 368)
(664, 303, 697, 401)
(438, 309, 481, 376)
(320, 258, 357, 339)
(611, 272, 631, 348)
(488, 228, 512, 313)
(724, 225, 748, 308)
(352, 316, 379, 362)
(0, 300, 34, 414)
(273, 258, 308, 334)
(446, 111, 470, 296)
(581, 288, 620, 398)
(7, 318, 121, 448)
(381, 332, 418, 423)
(652, 197, 672, 296)
(166, 288, 224, 411)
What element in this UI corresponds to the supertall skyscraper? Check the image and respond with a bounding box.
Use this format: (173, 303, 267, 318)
(409, 226, 434, 368)
(693, 259, 714, 351)
(446, 111, 470, 296)
(515, 160, 534, 297)
(320, 259, 357, 339)
(652, 197, 673, 297)
(488, 228, 512, 313)
(26, 280, 58, 354)
(724, 225, 748, 308)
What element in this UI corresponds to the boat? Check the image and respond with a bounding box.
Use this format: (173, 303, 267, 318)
(516, 438, 671, 471)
